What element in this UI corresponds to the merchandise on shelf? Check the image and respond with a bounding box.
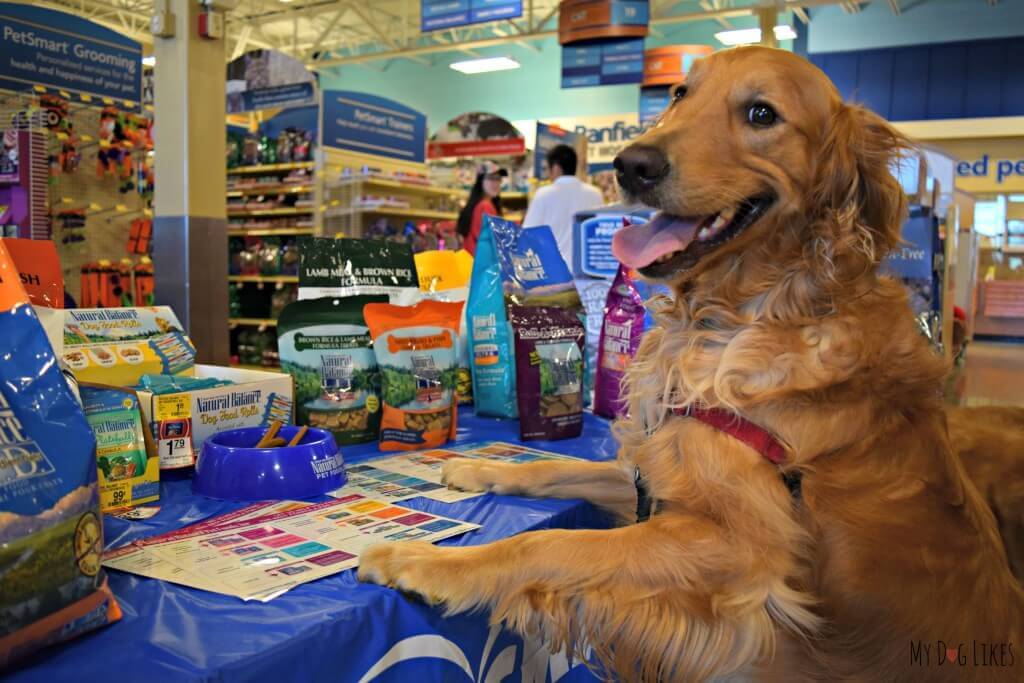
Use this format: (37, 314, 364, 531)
(234, 327, 279, 367)
(227, 127, 314, 169)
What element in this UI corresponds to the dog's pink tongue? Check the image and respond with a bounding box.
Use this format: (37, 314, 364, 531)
(612, 213, 700, 269)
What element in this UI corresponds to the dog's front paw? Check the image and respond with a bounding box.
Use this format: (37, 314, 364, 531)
(441, 459, 505, 492)
(358, 542, 450, 603)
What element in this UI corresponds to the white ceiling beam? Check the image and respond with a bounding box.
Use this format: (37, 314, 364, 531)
(346, 3, 431, 65)
(702, 0, 732, 29)
(305, 6, 351, 58)
(231, 24, 253, 60)
(311, 0, 852, 69)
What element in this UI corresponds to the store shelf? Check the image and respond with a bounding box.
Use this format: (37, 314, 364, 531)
(328, 177, 467, 199)
(502, 192, 529, 200)
(229, 317, 279, 327)
(226, 185, 314, 198)
(227, 162, 314, 175)
(228, 207, 314, 218)
(228, 228, 314, 237)
(228, 275, 298, 284)
(328, 206, 458, 221)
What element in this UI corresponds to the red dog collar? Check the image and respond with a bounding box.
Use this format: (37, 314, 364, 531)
(672, 406, 787, 465)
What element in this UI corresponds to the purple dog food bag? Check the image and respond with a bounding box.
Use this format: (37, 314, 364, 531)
(594, 265, 646, 419)
(510, 305, 585, 441)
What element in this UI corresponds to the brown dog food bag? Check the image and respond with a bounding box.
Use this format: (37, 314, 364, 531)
(511, 305, 585, 441)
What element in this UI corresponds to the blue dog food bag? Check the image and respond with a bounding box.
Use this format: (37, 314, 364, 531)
(467, 215, 582, 418)
(0, 244, 120, 668)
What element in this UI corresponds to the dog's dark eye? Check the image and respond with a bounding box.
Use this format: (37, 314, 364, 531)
(671, 85, 687, 102)
(747, 103, 778, 127)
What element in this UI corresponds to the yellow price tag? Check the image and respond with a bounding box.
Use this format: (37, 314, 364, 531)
(155, 395, 191, 421)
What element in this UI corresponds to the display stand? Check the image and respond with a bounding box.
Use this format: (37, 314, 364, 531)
(321, 148, 461, 238)
(0, 4, 149, 307)
(425, 111, 532, 223)
(224, 50, 319, 367)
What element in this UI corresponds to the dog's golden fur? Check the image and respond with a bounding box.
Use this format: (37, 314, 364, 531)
(359, 47, 1024, 681)
(947, 406, 1024, 580)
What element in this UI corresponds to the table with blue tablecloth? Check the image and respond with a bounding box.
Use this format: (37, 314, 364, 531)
(7, 410, 619, 683)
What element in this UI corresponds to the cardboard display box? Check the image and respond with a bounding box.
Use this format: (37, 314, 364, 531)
(136, 365, 294, 469)
(38, 306, 196, 386)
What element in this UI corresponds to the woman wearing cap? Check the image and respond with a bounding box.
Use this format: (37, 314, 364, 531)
(457, 161, 506, 255)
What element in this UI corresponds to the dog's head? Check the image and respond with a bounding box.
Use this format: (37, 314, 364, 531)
(612, 47, 908, 288)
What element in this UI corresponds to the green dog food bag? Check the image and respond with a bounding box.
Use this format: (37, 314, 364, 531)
(297, 237, 420, 305)
(277, 295, 388, 445)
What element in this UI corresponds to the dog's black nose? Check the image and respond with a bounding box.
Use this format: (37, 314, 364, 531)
(614, 145, 669, 195)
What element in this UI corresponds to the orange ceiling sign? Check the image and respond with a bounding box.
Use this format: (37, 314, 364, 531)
(642, 45, 714, 87)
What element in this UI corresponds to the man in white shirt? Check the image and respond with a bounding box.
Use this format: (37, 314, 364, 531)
(523, 144, 604, 269)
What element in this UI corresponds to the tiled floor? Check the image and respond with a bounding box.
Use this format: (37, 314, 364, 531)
(960, 341, 1024, 407)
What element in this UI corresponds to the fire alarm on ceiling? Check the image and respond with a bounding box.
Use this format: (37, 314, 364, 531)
(198, 10, 224, 39)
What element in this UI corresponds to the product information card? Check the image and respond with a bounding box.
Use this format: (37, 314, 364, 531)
(104, 495, 478, 601)
(331, 441, 582, 504)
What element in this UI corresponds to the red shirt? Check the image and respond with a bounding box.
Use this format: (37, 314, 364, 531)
(463, 198, 498, 255)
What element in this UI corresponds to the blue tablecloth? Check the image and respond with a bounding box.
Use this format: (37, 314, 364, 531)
(8, 410, 619, 683)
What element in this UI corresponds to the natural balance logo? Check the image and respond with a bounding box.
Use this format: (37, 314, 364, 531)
(910, 640, 1015, 668)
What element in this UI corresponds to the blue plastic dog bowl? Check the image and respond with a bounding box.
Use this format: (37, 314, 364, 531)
(193, 426, 346, 501)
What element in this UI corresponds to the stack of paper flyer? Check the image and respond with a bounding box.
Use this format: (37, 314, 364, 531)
(104, 495, 478, 601)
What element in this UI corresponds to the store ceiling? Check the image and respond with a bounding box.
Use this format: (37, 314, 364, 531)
(31, 0, 940, 70)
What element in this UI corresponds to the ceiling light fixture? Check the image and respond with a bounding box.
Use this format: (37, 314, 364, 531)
(714, 25, 797, 46)
(449, 56, 521, 75)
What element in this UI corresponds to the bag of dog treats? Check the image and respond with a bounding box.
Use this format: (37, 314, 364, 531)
(467, 216, 582, 418)
(297, 237, 419, 305)
(415, 250, 473, 405)
(594, 266, 647, 419)
(364, 300, 463, 451)
(80, 384, 160, 512)
(511, 305, 585, 441)
(0, 243, 121, 668)
(277, 295, 388, 445)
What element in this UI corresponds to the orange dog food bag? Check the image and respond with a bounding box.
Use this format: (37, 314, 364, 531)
(364, 300, 464, 451)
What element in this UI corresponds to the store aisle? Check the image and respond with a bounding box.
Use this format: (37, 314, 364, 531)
(961, 341, 1024, 407)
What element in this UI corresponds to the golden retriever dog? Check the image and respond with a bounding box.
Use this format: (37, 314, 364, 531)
(359, 47, 1024, 681)
(948, 406, 1024, 580)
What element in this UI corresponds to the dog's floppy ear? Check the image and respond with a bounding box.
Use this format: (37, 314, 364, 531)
(810, 103, 909, 274)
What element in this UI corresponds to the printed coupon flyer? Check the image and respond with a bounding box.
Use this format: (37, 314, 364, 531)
(103, 495, 478, 601)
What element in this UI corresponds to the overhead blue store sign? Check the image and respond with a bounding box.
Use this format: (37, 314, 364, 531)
(229, 82, 316, 114)
(321, 90, 427, 163)
(0, 3, 141, 104)
(639, 85, 670, 125)
(421, 0, 522, 32)
(562, 39, 644, 88)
